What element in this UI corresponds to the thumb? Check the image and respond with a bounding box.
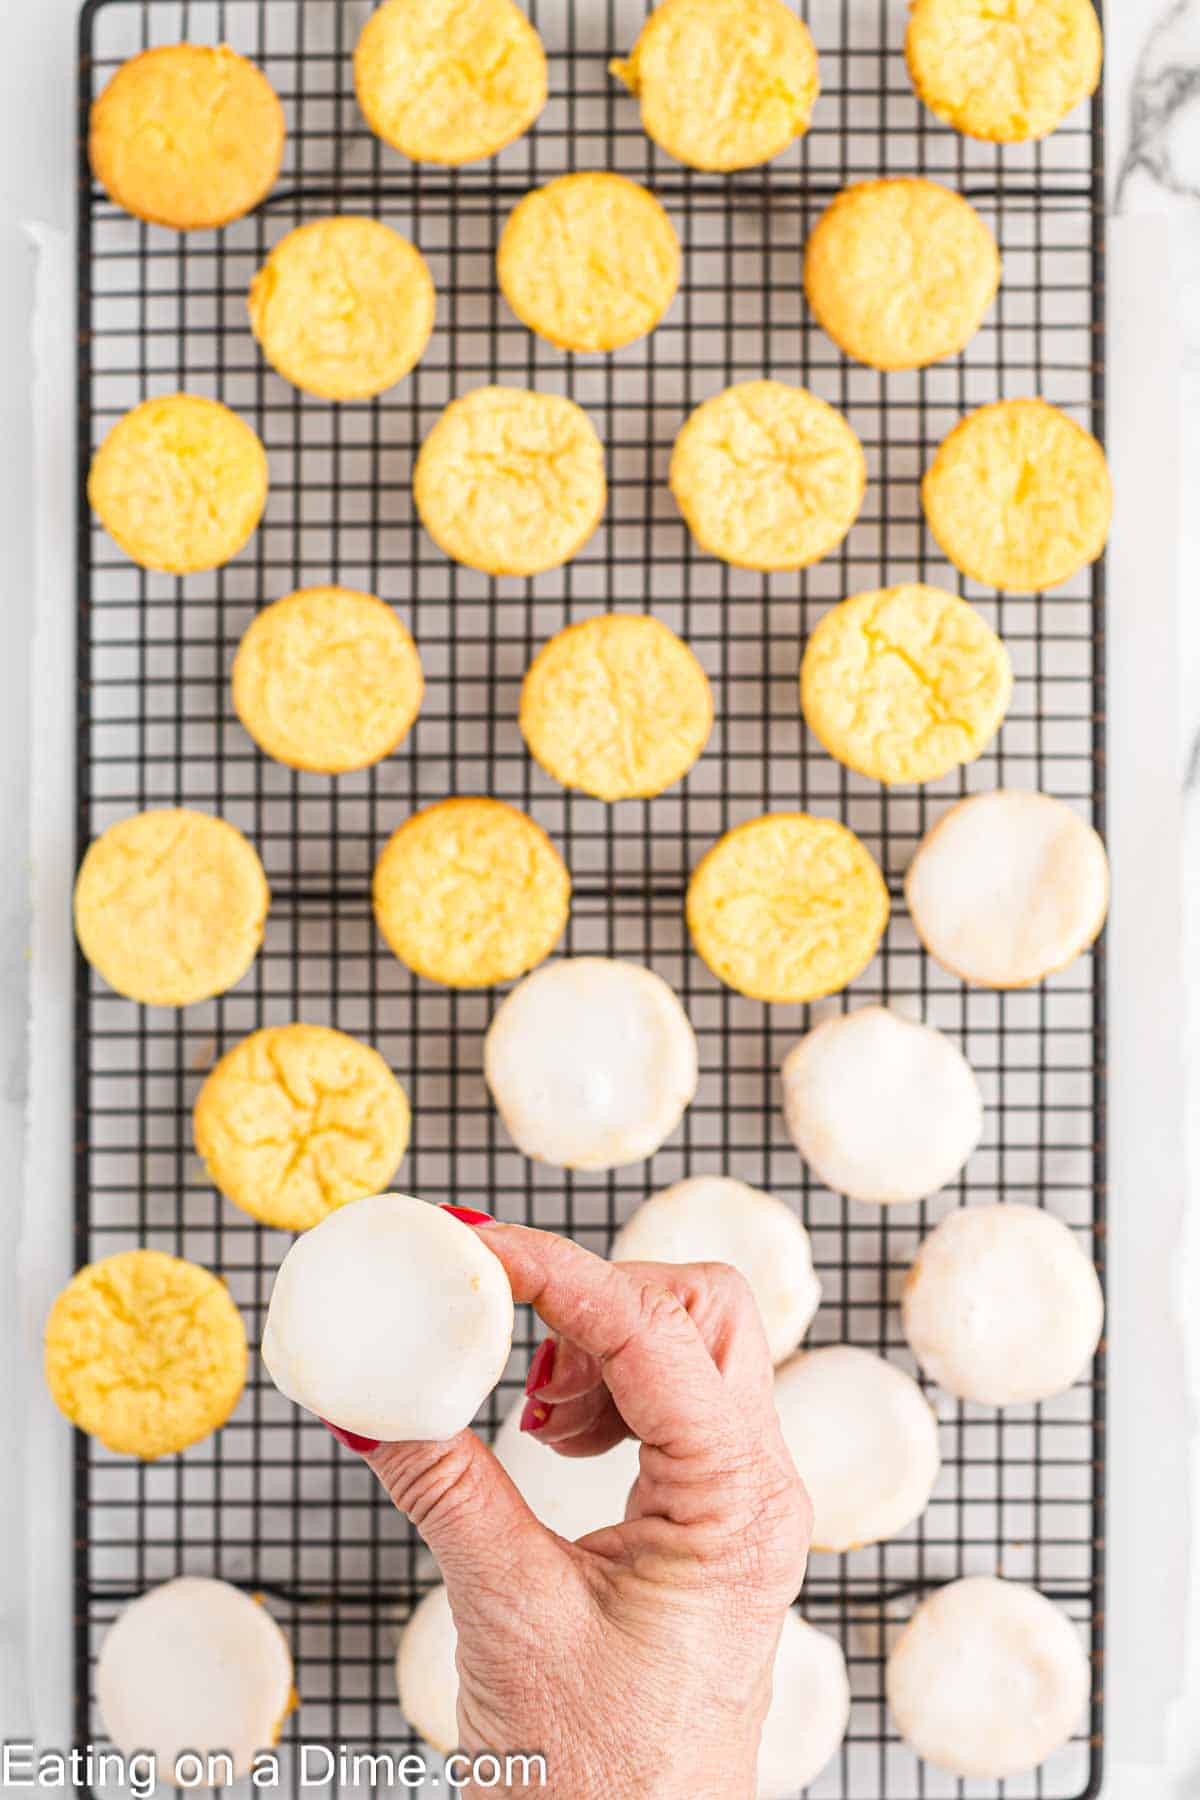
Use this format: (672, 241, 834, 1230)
(364, 1427, 566, 1593)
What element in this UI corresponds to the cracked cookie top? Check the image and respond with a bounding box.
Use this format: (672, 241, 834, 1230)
(800, 584, 1012, 785)
(194, 1023, 411, 1232)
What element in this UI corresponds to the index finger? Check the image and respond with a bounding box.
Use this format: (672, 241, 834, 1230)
(459, 1216, 738, 1464)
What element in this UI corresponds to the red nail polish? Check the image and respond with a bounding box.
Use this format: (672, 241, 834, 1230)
(440, 1205, 495, 1226)
(519, 1398, 551, 1434)
(322, 1419, 381, 1454)
(525, 1338, 557, 1397)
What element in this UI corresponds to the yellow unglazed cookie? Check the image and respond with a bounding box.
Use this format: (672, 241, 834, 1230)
(906, 0, 1102, 144)
(374, 797, 571, 987)
(194, 1024, 411, 1232)
(922, 398, 1111, 593)
(804, 179, 1000, 371)
(414, 386, 606, 577)
(611, 0, 820, 172)
(233, 587, 424, 774)
(354, 0, 547, 165)
(800, 585, 1012, 785)
(520, 613, 713, 801)
(687, 813, 889, 1003)
(248, 217, 435, 400)
(670, 380, 866, 572)
(498, 173, 680, 353)
(75, 809, 269, 1007)
(44, 1250, 247, 1459)
(89, 44, 285, 230)
(88, 394, 268, 575)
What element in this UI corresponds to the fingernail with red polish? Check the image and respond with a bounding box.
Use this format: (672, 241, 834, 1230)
(525, 1338, 557, 1397)
(519, 1398, 551, 1435)
(440, 1205, 495, 1226)
(322, 1419, 381, 1454)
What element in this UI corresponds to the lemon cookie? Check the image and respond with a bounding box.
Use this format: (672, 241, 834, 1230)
(414, 386, 606, 577)
(99, 1579, 295, 1782)
(520, 613, 712, 801)
(611, 0, 820, 172)
(781, 1006, 984, 1204)
(773, 1344, 940, 1552)
(492, 1402, 640, 1541)
(670, 381, 865, 572)
(233, 586, 424, 774)
(44, 1250, 247, 1459)
(612, 1176, 821, 1363)
(75, 808, 269, 1006)
(88, 394, 268, 575)
(800, 584, 1012, 785)
(902, 1203, 1104, 1406)
(89, 44, 285, 230)
(804, 179, 1000, 370)
(485, 959, 699, 1170)
(373, 797, 570, 988)
(248, 217, 435, 400)
(498, 173, 680, 353)
(907, 0, 1103, 144)
(397, 1586, 460, 1754)
(905, 790, 1109, 987)
(354, 0, 546, 165)
(687, 813, 889, 1004)
(263, 1193, 515, 1441)
(887, 1578, 1090, 1779)
(758, 1613, 851, 1799)
(194, 1024, 411, 1232)
(922, 398, 1111, 592)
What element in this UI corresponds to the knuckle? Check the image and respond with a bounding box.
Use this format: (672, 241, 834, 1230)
(373, 1437, 484, 1533)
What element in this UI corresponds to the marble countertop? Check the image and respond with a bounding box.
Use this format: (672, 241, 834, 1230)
(0, 4, 1196, 1795)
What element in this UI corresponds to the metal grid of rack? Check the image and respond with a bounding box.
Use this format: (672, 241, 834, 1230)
(75, 2, 1106, 1794)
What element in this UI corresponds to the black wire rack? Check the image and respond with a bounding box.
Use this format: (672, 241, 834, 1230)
(75, 2, 1107, 1795)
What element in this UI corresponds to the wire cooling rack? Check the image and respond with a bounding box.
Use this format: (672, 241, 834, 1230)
(75, 2, 1106, 1795)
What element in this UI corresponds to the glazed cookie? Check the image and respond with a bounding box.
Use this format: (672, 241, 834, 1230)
(248, 217, 435, 400)
(670, 381, 866, 571)
(74, 808, 269, 1007)
(902, 1204, 1104, 1405)
(492, 1401, 640, 1541)
(355, 0, 547, 165)
(612, 1176, 821, 1364)
(907, 0, 1103, 144)
(373, 797, 570, 988)
(88, 394, 268, 575)
(399, 1584, 849, 1799)
(801, 584, 1012, 785)
(773, 1344, 940, 1552)
(611, 0, 820, 172)
(99, 1579, 294, 1782)
(687, 813, 889, 1004)
(887, 1577, 1090, 1778)
(263, 1193, 515, 1441)
(804, 178, 1000, 370)
(781, 1007, 983, 1205)
(757, 1612, 851, 1800)
(233, 586, 424, 774)
(905, 790, 1110, 987)
(520, 613, 712, 801)
(44, 1250, 247, 1459)
(484, 959, 699, 1171)
(194, 1024, 411, 1233)
(414, 386, 606, 577)
(922, 398, 1112, 593)
(396, 1586, 460, 1755)
(498, 173, 680, 353)
(89, 44, 285, 230)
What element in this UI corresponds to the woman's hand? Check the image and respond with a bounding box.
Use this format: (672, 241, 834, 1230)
(336, 1212, 812, 1800)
